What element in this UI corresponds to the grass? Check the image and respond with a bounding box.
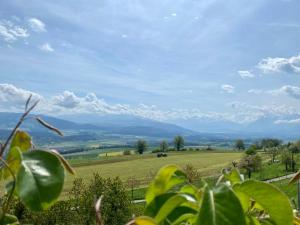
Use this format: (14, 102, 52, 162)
(61, 151, 242, 198)
(273, 178, 299, 208)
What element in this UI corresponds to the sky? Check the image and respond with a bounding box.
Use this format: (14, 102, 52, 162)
(1, 0, 300, 127)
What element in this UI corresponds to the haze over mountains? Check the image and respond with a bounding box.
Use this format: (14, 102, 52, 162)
(1, 112, 300, 142)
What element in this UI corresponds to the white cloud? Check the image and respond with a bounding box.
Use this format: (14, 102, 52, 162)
(221, 84, 235, 93)
(257, 54, 300, 74)
(28, 18, 46, 32)
(269, 85, 300, 99)
(53, 91, 81, 108)
(274, 118, 300, 124)
(238, 70, 255, 78)
(1, 84, 299, 125)
(0, 20, 29, 42)
(248, 89, 263, 94)
(0, 84, 42, 109)
(40, 43, 54, 52)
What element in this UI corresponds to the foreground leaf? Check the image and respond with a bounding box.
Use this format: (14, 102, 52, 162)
(50, 150, 75, 175)
(196, 184, 246, 225)
(289, 170, 300, 185)
(223, 168, 243, 185)
(10, 131, 31, 152)
(234, 180, 293, 225)
(145, 165, 186, 204)
(154, 193, 196, 223)
(134, 216, 157, 225)
(0, 213, 19, 225)
(16, 150, 65, 211)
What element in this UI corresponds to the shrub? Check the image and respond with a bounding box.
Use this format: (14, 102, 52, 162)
(123, 150, 132, 155)
(69, 173, 132, 225)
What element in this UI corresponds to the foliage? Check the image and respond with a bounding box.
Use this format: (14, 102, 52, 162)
(266, 147, 281, 163)
(173, 136, 184, 151)
(239, 154, 262, 178)
(123, 150, 132, 155)
(0, 96, 72, 225)
(182, 164, 200, 183)
(69, 173, 132, 225)
(261, 138, 282, 149)
(130, 165, 296, 225)
(136, 140, 147, 154)
(235, 139, 245, 150)
(159, 141, 168, 152)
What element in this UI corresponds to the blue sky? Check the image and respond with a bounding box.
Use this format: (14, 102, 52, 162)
(1, 0, 300, 126)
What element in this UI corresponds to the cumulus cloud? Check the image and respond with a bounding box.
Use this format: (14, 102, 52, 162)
(1, 84, 299, 125)
(221, 84, 235, 93)
(28, 18, 46, 32)
(40, 43, 54, 52)
(0, 84, 42, 109)
(0, 20, 29, 42)
(269, 85, 300, 99)
(238, 70, 255, 78)
(53, 91, 81, 108)
(257, 54, 300, 74)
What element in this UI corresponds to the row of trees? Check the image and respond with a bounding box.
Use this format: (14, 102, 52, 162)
(234, 138, 283, 151)
(135, 135, 185, 154)
(235, 138, 300, 178)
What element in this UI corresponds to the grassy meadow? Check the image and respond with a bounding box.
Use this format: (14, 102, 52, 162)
(61, 151, 242, 198)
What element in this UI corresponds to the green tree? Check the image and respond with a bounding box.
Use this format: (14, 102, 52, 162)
(239, 154, 262, 178)
(267, 147, 279, 163)
(136, 139, 147, 154)
(235, 139, 245, 150)
(159, 140, 168, 152)
(281, 149, 292, 172)
(174, 135, 184, 151)
(261, 138, 282, 149)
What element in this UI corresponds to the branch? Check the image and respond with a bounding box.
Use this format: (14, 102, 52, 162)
(95, 195, 104, 225)
(0, 157, 16, 219)
(0, 98, 39, 156)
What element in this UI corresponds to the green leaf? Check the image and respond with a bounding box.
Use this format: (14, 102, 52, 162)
(50, 150, 75, 175)
(180, 184, 202, 200)
(135, 216, 158, 225)
(2, 147, 21, 179)
(196, 184, 246, 225)
(10, 131, 31, 152)
(2, 131, 32, 180)
(145, 165, 186, 204)
(223, 168, 243, 185)
(16, 150, 65, 211)
(0, 213, 19, 225)
(145, 193, 177, 217)
(234, 180, 293, 225)
(154, 193, 196, 223)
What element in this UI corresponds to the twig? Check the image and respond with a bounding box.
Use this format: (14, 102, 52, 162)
(25, 94, 32, 111)
(0, 157, 16, 220)
(125, 220, 135, 225)
(0, 99, 39, 156)
(95, 195, 104, 225)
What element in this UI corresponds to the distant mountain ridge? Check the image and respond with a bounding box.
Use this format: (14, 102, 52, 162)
(0, 112, 197, 138)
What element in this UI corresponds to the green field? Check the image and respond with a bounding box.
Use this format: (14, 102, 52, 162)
(62, 151, 242, 197)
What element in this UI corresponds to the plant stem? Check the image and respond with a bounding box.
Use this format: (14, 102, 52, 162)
(0, 157, 16, 219)
(0, 99, 39, 156)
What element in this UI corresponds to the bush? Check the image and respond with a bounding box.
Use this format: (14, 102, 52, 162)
(8, 174, 132, 225)
(123, 150, 132, 155)
(151, 148, 161, 153)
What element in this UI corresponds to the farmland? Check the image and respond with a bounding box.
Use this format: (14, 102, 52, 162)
(61, 151, 242, 197)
